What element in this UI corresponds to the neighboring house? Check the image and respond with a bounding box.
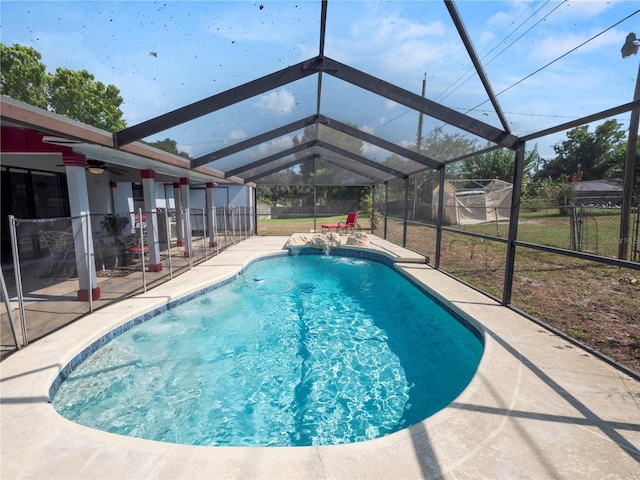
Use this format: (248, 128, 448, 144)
(256, 199, 272, 219)
(573, 179, 624, 206)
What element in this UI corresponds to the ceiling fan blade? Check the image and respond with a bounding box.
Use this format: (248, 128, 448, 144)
(56, 160, 125, 176)
(105, 166, 125, 176)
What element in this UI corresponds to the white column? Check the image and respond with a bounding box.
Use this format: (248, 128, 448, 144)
(141, 169, 162, 272)
(63, 151, 99, 301)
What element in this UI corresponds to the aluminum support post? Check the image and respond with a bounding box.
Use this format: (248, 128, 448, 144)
(502, 142, 526, 306)
(435, 168, 445, 269)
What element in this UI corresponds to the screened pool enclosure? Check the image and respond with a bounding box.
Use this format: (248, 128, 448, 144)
(1, 0, 639, 374)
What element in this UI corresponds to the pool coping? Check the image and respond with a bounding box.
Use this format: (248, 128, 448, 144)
(1, 236, 639, 479)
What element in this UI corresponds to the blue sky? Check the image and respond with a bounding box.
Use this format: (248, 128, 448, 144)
(2, 0, 639, 162)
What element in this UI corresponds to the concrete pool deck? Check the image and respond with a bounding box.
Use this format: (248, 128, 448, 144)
(1, 235, 638, 479)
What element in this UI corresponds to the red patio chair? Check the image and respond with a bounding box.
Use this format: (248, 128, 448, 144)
(124, 230, 149, 261)
(321, 212, 358, 233)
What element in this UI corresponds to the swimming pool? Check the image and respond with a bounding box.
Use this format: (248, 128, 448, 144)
(51, 251, 483, 447)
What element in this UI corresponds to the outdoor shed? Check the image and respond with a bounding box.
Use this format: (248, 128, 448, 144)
(432, 179, 513, 225)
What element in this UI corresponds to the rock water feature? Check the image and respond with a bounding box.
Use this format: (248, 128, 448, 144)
(285, 232, 370, 250)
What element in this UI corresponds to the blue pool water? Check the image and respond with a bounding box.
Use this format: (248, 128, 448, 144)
(51, 253, 483, 447)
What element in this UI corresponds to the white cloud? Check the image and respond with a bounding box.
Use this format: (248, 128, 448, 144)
(374, 17, 445, 42)
(362, 143, 387, 160)
(256, 135, 295, 157)
(228, 130, 248, 141)
(546, 0, 618, 21)
(255, 89, 296, 115)
(177, 144, 193, 157)
(330, 12, 452, 77)
(531, 28, 624, 62)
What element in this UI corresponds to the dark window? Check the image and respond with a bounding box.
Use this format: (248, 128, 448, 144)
(132, 183, 144, 201)
(1, 166, 70, 263)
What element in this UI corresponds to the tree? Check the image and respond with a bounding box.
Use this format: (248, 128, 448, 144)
(421, 126, 478, 167)
(1, 43, 127, 132)
(144, 138, 192, 160)
(47, 68, 126, 132)
(609, 140, 640, 191)
(536, 120, 626, 181)
(461, 144, 538, 181)
(293, 123, 365, 186)
(289, 124, 367, 205)
(401, 126, 480, 209)
(0, 43, 48, 108)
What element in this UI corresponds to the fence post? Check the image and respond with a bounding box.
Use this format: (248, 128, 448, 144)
(632, 205, 639, 262)
(576, 206, 584, 252)
(403, 177, 409, 247)
(8, 215, 28, 346)
(241, 207, 245, 240)
(0, 267, 21, 349)
(313, 186, 317, 233)
(84, 212, 93, 312)
(164, 208, 173, 280)
(384, 183, 389, 239)
(202, 208, 208, 261)
(139, 208, 147, 293)
(212, 206, 219, 254)
(185, 207, 193, 270)
(570, 207, 577, 251)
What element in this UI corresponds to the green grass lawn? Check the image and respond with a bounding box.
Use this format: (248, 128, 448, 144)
(446, 208, 626, 258)
(257, 215, 372, 236)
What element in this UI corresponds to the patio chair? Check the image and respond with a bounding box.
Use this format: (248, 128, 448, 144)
(123, 230, 149, 262)
(39, 230, 75, 277)
(321, 212, 358, 233)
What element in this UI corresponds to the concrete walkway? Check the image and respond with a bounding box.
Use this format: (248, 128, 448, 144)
(1, 236, 638, 479)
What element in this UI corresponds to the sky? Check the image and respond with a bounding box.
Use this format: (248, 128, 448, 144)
(1, 0, 639, 164)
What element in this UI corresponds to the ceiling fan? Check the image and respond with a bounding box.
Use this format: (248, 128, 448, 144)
(57, 159, 125, 176)
(85, 160, 125, 176)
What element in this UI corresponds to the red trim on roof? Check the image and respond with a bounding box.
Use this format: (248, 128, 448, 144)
(1, 126, 71, 154)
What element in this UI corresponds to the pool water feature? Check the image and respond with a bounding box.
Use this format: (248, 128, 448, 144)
(51, 253, 484, 447)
